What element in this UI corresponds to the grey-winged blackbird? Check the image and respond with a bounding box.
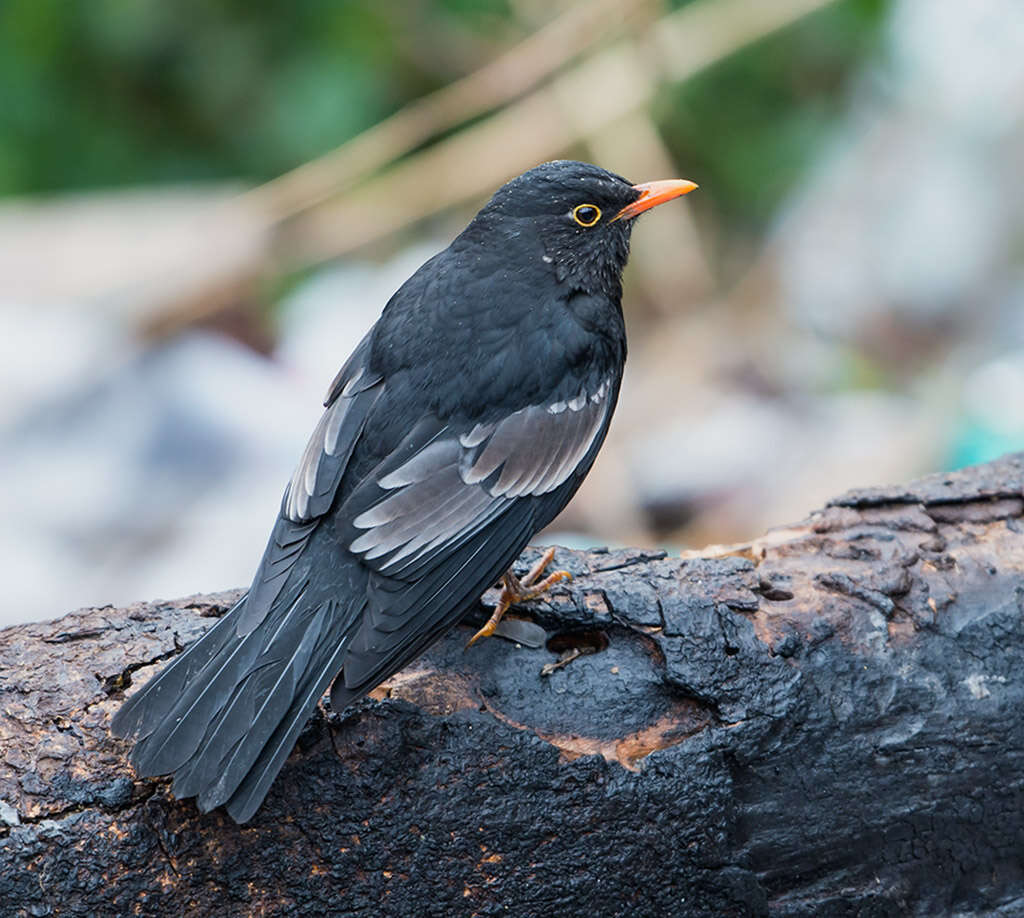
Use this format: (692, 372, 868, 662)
(111, 160, 697, 823)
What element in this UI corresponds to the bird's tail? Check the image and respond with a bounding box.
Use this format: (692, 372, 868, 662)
(111, 577, 359, 823)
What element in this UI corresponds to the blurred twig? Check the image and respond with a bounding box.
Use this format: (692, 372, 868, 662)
(649, 0, 836, 82)
(149, 0, 838, 338)
(242, 0, 653, 221)
(287, 0, 837, 263)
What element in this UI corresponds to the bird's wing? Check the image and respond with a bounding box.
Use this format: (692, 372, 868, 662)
(204, 369, 617, 821)
(329, 376, 615, 693)
(346, 377, 613, 576)
(284, 335, 385, 523)
(234, 334, 384, 634)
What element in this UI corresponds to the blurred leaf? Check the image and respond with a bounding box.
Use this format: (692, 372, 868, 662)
(659, 0, 890, 228)
(0, 0, 486, 194)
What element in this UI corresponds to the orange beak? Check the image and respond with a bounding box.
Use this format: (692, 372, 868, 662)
(612, 178, 698, 221)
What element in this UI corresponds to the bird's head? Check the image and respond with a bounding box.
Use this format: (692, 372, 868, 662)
(466, 160, 697, 296)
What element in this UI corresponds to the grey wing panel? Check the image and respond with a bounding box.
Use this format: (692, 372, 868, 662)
(349, 438, 514, 576)
(346, 377, 613, 579)
(338, 497, 541, 693)
(460, 379, 609, 498)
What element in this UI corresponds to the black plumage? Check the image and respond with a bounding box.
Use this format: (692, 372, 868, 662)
(110, 160, 696, 823)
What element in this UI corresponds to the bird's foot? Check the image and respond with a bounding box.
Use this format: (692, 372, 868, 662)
(517, 546, 573, 598)
(466, 548, 572, 648)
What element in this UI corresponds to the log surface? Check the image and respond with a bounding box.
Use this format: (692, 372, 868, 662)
(2, 454, 1024, 917)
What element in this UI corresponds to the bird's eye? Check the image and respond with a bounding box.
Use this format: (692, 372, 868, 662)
(572, 204, 602, 227)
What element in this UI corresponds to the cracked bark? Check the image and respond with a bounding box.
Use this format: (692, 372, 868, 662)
(2, 454, 1024, 917)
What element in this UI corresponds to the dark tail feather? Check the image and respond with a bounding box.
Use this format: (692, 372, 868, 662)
(119, 578, 310, 776)
(222, 624, 355, 823)
(111, 582, 360, 823)
(188, 597, 354, 814)
(110, 596, 246, 742)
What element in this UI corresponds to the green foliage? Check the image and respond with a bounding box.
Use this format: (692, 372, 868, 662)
(0, 0, 512, 195)
(0, 0, 888, 234)
(659, 0, 890, 227)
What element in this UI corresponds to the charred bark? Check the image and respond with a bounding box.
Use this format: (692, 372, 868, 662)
(2, 454, 1024, 917)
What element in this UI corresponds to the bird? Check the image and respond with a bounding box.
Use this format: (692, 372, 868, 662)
(110, 160, 697, 823)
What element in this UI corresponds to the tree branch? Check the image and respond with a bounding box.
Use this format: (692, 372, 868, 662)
(2, 453, 1023, 916)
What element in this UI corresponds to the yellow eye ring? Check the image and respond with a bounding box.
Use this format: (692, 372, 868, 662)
(572, 204, 602, 227)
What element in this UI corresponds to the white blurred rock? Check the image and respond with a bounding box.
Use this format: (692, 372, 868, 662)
(778, 0, 1024, 342)
(0, 304, 129, 428)
(0, 185, 264, 320)
(0, 331, 311, 625)
(962, 351, 1024, 436)
(623, 386, 938, 544)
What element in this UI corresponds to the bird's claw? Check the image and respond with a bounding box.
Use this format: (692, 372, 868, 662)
(465, 549, 572, 649)
(517, 568, 572, 602)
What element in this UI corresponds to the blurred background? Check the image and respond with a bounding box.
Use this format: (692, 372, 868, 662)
(3, 0, 1024, 626)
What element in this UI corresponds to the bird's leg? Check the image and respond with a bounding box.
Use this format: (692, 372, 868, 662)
(466, 547, 572, 648)
(465, 572, 519, 649)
